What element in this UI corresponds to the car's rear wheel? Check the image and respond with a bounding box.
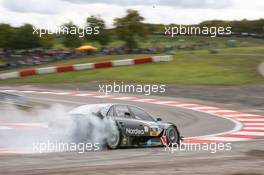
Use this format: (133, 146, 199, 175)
(106, 131, 121, 149)
(166, 126, 180, 146)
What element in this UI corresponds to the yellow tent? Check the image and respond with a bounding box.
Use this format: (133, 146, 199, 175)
(75, 45, 97, 52)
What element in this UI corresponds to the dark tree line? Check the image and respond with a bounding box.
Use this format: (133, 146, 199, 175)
(0, 24, 41, 49)
(199, 19, 264, 34)
(0, 9, 263, 50)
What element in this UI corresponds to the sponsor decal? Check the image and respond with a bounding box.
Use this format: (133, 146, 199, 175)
(150, 131, 160, 136)
(144, 126, 149, 132)
(126, 128, 145, 135)
(122, 137, 128, 145)
(161, 135, 168, 145)
(149, 126, 161, 136)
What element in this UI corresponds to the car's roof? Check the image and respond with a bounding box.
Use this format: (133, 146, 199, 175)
(69, 103, 144, 116)
(69, 103, 111, 115)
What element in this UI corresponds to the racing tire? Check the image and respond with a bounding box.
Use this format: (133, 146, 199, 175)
(106, 130, 121, 149)
(166, 126, 180, 146)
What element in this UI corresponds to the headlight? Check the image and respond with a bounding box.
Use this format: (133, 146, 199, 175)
(150, 127, 160, 132)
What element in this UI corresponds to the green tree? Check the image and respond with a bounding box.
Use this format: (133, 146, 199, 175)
(0, 24, 14, 48)
(86, 15, 111, 46)
(199, 19, 264, 34)
(114, 9, 145, 48)
(61, 22, 82, 48)
(9, 24, 41, 49)
(40, 34, 54, 48)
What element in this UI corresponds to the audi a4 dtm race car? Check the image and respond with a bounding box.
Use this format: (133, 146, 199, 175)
(69, 103, 182, 149)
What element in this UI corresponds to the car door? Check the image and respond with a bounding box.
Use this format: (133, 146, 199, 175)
(107, 105, 130, 133)
(129, 106, 160, 136)
(113, 105, 146, 137)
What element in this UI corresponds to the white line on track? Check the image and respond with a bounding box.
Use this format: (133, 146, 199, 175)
(243, 123, 264, 126)
(189, 106, 219, 110)
(232, 131, 264, 136)
(110, 96, 134, 100)
(237, 118, 264, 122)
(53, 92, 72, 95)
(73, 93, 95, 96)
(204, 110, 236, 113)
(244, 127, 264, 130)
(224, 114, 261, 117)
(196, 136, 249, 142)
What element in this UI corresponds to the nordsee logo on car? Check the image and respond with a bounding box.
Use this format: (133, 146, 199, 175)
(126, 128, 145, 135)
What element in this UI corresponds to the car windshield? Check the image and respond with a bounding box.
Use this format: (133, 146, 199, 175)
(130, 106, 155, 121)
(136, 114, 155, 121)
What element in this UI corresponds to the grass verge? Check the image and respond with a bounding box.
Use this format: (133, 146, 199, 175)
(0, 47, 264, 85)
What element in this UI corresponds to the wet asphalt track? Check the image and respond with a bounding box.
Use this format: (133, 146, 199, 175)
(0, 89, 263, 175)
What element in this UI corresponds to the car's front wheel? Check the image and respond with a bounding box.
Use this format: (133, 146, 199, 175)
(166, 126, 180, 146)
(106, 130, 121, 149)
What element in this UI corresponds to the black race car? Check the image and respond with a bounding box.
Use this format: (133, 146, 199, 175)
(69, 103, 181, 149)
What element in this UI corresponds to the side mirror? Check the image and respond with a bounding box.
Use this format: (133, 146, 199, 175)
(156, 118, 162, 122)
(124, 112, 131, 116)
(96, 111, 105, 119)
